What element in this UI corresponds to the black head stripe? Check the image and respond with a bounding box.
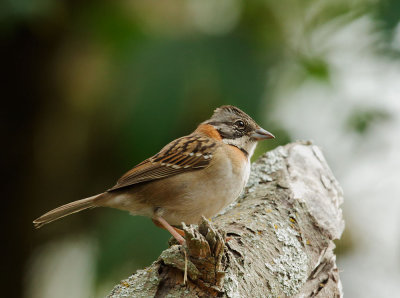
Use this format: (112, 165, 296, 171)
(207, 121, 225, 126)
(217, 128, 242, 139)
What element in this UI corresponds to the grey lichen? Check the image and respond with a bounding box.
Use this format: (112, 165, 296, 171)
(223, 272, 241, 298)
(246, 147, 287, 194)
(265, 223, 308, 296)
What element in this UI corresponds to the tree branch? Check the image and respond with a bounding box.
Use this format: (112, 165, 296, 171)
(108, 141, 344, 297)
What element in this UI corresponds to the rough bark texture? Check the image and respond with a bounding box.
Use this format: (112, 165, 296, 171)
(108, 141, 344, 298)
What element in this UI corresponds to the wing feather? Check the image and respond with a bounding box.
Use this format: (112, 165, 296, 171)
(107, 134, 218, 191)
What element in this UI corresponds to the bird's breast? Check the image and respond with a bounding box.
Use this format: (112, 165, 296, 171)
(161, 146, 250, 224)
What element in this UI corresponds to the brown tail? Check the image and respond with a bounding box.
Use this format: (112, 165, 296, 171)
(33, 193, 105, 228)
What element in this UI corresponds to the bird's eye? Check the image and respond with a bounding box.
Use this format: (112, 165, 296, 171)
(235, 120, 245, 130)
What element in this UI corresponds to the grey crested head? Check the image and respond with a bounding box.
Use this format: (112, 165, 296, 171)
(204, 105, 274, 158)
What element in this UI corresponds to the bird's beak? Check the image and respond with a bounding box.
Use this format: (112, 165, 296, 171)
(251, 127, 275, 140)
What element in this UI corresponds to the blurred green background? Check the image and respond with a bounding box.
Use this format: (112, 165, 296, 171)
(2, 0, 400, 297)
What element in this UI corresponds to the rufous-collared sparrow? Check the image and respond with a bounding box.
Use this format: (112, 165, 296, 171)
(33, 105, 274, 244)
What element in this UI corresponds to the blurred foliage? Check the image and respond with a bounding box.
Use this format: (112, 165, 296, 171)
(95, 211, 169, 284)
(1, 0, 399, 297)
(376, 0, 400, 31)
(299, 56, 331, 81)
(347, 108, 391, 134)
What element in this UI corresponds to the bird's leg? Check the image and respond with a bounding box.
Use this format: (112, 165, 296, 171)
(153, 216, 185, 245)
(173, 227, 185, 237)
(152, 218, 185, 237)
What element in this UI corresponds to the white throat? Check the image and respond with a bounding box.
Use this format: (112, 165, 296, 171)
(223, 136, 257, 160)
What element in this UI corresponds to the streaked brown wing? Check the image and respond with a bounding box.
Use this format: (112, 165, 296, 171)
(107, 134, 218, 191)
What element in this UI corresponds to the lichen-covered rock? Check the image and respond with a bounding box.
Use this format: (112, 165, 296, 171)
(108, 142, 344, 298)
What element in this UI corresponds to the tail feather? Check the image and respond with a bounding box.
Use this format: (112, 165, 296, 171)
(33, 194, 104, 228)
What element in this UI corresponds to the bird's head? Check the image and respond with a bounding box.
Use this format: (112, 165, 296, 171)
(204, 105, 274, 158)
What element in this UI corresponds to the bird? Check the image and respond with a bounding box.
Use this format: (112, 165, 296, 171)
(33, 105, 274, 244)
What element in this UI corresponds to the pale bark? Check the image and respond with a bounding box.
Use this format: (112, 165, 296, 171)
(108, 141, 344, 298)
